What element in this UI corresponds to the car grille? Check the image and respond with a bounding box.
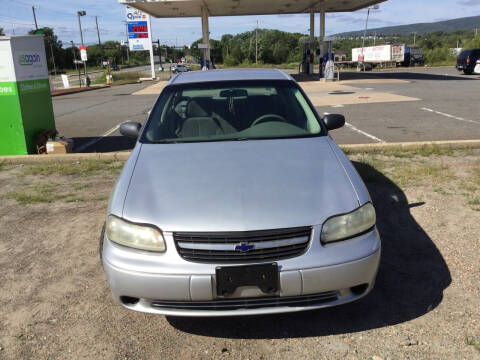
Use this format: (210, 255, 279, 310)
(173, 227, 311, 263)
(151, 291, 338, 311)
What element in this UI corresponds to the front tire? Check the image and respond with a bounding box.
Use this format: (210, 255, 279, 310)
(464, 69, 473, 75)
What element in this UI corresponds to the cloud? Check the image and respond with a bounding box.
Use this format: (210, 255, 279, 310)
(457, 0, 480, 5)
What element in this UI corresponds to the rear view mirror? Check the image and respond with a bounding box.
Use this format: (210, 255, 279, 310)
(219, 89, 248, 98)
(120, 122, 142, 139)
(323, 114, 345, 131)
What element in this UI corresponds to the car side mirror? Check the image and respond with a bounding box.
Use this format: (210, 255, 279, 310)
(120, 122, 142, 139)
(323, 114, 345, 131)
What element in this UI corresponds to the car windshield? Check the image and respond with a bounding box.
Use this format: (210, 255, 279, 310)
(142, 81, 323, 143)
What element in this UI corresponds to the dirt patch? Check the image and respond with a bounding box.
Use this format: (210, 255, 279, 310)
(0, 153, 479, 359)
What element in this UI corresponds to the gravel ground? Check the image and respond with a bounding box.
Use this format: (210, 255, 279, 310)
(0, 150, 479, 360)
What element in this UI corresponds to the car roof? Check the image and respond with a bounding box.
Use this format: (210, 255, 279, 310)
(168, 68, 293, 85)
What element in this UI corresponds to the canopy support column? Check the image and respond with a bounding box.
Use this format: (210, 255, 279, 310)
(319, 11, 326, 77)
(309, 10, 315, 74)
(201, 6, 211, 68)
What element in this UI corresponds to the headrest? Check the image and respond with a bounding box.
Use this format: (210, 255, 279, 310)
(186, 98, 213, 118)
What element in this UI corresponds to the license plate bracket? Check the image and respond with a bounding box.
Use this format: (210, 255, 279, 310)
(216, 263, 279, 297)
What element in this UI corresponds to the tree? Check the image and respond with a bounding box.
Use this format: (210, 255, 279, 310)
(28, 27, 65, 70)
(0, 27, 4, 36)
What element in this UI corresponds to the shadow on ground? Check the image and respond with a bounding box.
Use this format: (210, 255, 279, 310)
(292, 70, 478, 82)
(338, 70, 478, 82)
(73, 136, 135, 153)
(167, 162, 451, 339)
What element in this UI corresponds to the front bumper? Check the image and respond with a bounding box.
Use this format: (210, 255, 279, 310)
(102, 228, 381, 317)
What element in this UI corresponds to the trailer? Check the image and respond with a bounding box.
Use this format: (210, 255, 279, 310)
(352, 44, 424, 67)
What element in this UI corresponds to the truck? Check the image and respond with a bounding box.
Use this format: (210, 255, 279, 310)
(352, 44, 424, 67)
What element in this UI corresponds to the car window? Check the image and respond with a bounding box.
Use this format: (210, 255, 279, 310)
(459, 50, 473, 59)
(142, 81, 323, 143)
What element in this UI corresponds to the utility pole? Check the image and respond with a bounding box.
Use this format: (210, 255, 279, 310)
(71, 41, 81, 88)
(413, 32, 417, 46)
(255, 20, 258, 64)
(77, 11, 88, 86)
(32, 6, 38, 30)
(123, 21, 130, 63)
(50, 42, 57, 75)
(362, 5, 379, 54)
(95, 16, 104, 65)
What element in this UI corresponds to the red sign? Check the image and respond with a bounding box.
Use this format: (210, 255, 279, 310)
(131, 25, 148, 33)
(131, 33, 148, 39)
(79, 46, 87, 61)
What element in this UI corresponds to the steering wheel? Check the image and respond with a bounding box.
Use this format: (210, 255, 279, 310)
(251, 114, 287, 127)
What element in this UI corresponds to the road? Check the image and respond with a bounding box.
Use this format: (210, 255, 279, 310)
(49, 64, 167, 89)
(53, 82, 158, 152)
(52, 67, 480, 152)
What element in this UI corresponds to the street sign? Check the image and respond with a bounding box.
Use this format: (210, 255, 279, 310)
(198, 43, 210, 49)
(126, 6, 151, 51)
(74, 60, 83, 64)
(79, 45, 88, 61)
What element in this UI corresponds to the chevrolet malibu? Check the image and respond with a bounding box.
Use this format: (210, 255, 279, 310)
(101, 69, 381, 316)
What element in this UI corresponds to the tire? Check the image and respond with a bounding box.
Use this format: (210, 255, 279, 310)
(99, 223, 105, 263)
(464, 69, 473, 75)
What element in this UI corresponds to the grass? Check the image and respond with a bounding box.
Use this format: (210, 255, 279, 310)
(5, 184, 67, 204)
(467, 197, 480, 211)
(465, 335, 480, 353)
(0, 160, 7, 171)
(23, 160, 124, 177)
(343, 145, 455, 158)
(4, 182, 110, 205)
(471, 167, 480, 187)
(351, 152, 456, 188)
(390, 164, 452, 187)
(72, 183, 91, 191)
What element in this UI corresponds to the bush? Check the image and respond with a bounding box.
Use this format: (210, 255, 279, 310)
(223, 55, 238, 67)
(425, 47, 456, 66)
(463, 36, 480, 49)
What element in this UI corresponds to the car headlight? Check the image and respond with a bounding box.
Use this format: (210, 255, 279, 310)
(106, 215, 166, 252)
(321, 203, 376, 244)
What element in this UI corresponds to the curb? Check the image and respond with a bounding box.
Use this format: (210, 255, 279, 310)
(340, 139, 480, 153)
(1, 140, 479, 164)
(51, 85, 110, 97)
(0, 152, 131, 164)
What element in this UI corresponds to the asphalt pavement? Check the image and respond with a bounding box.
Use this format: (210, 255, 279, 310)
(52, 67, 480, 152)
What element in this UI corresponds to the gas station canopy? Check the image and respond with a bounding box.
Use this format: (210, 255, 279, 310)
(118, 0, 386, 17)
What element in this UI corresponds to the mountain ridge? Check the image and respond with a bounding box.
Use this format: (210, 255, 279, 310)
(335, 15, 480, 36)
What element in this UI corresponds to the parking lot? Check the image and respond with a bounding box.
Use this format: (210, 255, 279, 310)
(51, 67, 480, 152)
(0, 148, 479, 359)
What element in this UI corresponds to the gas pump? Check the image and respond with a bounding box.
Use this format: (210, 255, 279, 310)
(301, 41, 314, 75)
(320, 36, 336, 80)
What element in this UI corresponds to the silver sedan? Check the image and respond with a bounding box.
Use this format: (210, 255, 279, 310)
(101, 69, 381, 317)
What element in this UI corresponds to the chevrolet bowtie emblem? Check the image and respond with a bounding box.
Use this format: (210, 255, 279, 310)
(235, 243, 255, 252)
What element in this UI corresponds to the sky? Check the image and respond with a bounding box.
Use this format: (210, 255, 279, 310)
(1, 0, 480, 47)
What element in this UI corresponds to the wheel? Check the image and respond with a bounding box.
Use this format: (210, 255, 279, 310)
(464, 69, 473, 75)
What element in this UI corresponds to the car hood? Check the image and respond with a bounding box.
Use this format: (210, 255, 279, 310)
(123, 137, 360, 232)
